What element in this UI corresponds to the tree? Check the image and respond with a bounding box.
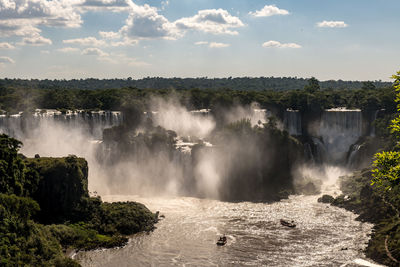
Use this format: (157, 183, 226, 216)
(362, 81, 376, 90)
(304, 77, 320, 94)
(372, 71, 400, 189)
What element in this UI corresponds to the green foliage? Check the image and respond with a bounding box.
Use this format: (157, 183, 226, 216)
(95, 202, 156, 235)
(0, 194, 66, 267)
(304, 77, 320, 94)
(0, 134, 40, 197)
(333, 170, 400, 266)
(0, 77, 390, 91)
(46, 223, 127, 250)
(26, 156, 89, 223)
(372, 151, 400, 189)
(373, 72, 400, 189)
(0, 135, 157, 266)
(362, 81, 376, 90)
(0, 78, 395, 115)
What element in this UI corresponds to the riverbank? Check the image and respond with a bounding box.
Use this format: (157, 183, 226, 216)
(329, 169, 400, 266)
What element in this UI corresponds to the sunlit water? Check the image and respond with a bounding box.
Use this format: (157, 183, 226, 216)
(75, 191, 382, 266)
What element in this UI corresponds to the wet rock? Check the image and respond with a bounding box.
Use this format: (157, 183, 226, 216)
(317, 194, 335, 204)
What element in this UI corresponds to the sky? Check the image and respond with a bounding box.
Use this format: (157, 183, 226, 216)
(0, 0, 399, 81)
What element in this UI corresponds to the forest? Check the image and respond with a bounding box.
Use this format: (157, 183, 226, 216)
(0, 77, 396, 115)
(0, 77, 390, 91)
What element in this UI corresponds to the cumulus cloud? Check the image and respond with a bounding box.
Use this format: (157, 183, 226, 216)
(262, 40, 301, 48)
(249, 5, 289, 17)
(0, 56, 14, 64)
(82, 47, 108, 57)
(317, 20, 348, 28)
(0, 0, 82, 48)
(57, 47, 80, 53)
(0, 20, 41, 37)
(120, 2, 180, 40)
(0, 0, 82, 28)
(63, 37, 106, 46)
(20, 36, 52, 46)
(99, 31, 120, 39)
(0, 42, 15, 49)
(175, 9, 244, 35)
(209, 42, 230, 48)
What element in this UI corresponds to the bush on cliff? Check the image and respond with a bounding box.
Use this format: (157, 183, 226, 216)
(0, 134, 157, 266)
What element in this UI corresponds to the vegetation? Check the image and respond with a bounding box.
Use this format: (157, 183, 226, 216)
(0, 77, 390, 91)
(329, 72, 400, 266)
(0, 135, 157, 266)
(332, 170, 400, 266)
(0, 78, 395, 116)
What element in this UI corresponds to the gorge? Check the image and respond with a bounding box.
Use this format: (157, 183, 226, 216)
(0, 99, 389, 266)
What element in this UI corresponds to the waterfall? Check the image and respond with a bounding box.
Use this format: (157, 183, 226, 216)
(0, 109, 123, 139)
(317, 108, 363, 164)
(284, 109, 302, 135)
(369, 110, 379, 137)
(347, 144, 362, 168)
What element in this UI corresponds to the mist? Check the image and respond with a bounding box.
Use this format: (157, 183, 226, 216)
(0, 97, 364, 202)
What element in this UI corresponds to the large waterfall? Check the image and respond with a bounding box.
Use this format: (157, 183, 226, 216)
(0, 109, 123, 139)
(283, 109, 302, 136)
(315, 108, 363, 164)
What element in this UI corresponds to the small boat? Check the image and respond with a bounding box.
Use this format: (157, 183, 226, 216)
(216, 235, 227, 246)
(280, 219, 296, 228)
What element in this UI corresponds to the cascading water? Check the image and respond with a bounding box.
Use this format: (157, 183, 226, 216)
(283, 109, 302, 136)
(315, 108, 363, 164)
(0, 109, 123, 139)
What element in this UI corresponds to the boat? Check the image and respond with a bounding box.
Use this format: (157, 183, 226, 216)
(216, 235, 227, 246)
(280, 219, 296, 228)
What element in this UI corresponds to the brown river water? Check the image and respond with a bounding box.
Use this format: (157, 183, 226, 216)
(74, 187, 384, 267)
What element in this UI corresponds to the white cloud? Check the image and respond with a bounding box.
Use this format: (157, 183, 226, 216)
(175, 9, 244, 35)
(195, 41, 208, 45)
(99, 31, 120, 39)
(0, 20, 41, 37)
(262, 40, 301, 48)
(249, 5, 289, 17)
(120, 2, 181, 40)
(0, 0, 82, 44)
(0, 42, 15, 49)
(110, 39, 138, 46)
(20, 36, 52, 46)
(57, 47, 80, 53)
(161, 0, 169, 10)
(82, 47, 108, 57)
(0, 56, 14, 64)
(63, 37, 106, 46)
(78, 0, 130, 12)
(0, 0, 82, 28)
(98, 52, 150, 66)
(317, 21, 348, 28)
(195, 41, 230, 48)
(40, 50, 50, 54)
(209, 42, 230, 48)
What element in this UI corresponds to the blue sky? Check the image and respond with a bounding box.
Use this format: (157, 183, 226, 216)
(0, 0, 399, 81)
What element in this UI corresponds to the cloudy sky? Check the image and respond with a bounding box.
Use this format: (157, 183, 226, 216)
(0, 0, 399, 80)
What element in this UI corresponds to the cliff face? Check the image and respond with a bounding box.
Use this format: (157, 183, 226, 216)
(0, 135, 157, 266)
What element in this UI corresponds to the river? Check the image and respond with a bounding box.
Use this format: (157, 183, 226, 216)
(75, 185, 382, 266)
